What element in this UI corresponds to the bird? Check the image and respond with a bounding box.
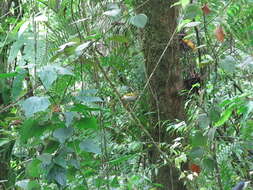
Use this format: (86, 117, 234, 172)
(232, 181, 250, 190)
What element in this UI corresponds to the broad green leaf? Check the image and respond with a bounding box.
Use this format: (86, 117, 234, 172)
(19, 119, 47, 143)
(21, 96, 51, 118)
(190, 131, 207, 147)
(53, 127, 73, 143)
(38, 153, 52, 165)
(219, 56, 236, 73)
(202, 158, 215, 172)
(109, 154, 136, 165)
(65, 112, 76, 127)
(198, 113, 210, 128)
(27, 181, 41, 190)
(0, 72, 17, 79)
(75, 117, 99, 130)
(209, 107, 220, 123)
(47, 165, 66, 187)
(79, 139, 101, 154)
(130, 14, 148, 28)
(26, 159, 42, 178)
(38, 67, 57, 90)
(189, 147, 204, 159)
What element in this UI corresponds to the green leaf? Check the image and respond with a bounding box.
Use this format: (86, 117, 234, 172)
(27, 181, 41, 190)
(19, 119, 47, 143)
(21, 96, 51, 118)
(190, 131, 208, 147)
(184, 4, 201, 19)
(38, 153, 52, 165)
(47, 165, 66, 187)
(209, 107, 220, 123)
(75, 117, 99, 130)
(189, 147, 204, 159)
(12, 69, 27, 100)
(0, 138, 11, 147)
(79, 139, 101, 154)
(53, 127, 73, 143)
(198, 113, 210, 128)
(215, 103, 236, 127)
(202, 158, 215, 172)
(219, 56, 236, 73)
(130, 14, 148, 28)
(109, 154, 136, 165)
(0, 72, 17, 79)
(26, 159, 42, 178)
(70, 104, 102, 112)
(38, 67, 57, 90)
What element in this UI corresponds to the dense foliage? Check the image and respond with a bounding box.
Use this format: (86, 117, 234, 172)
(0, 0, 253, 189)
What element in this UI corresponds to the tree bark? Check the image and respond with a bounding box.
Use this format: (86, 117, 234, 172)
(134, 1, 186, 189)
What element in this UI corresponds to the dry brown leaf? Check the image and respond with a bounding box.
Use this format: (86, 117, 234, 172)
(214, 25, 225, 42)
(202, 4, 211, 15)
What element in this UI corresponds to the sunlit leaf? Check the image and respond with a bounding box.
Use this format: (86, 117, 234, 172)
(130, 14, 148, 28)
(21, 96, 51, 117)
(79, 139, 101, 154)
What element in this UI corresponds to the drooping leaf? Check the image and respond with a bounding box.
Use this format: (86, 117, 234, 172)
(21, 96, 51, 117)
(130, 14, 148, 28)
(202, 4, 211, 15)
(79, 139, 101, 154)
(215, 25, 225, 42)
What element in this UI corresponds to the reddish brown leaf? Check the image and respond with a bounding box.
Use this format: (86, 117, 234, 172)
(202, 4, 211, 15)
(214, 25, 225, 42)
(189, 163, 201, 174)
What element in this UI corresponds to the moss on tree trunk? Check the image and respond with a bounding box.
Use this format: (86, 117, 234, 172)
(134, 1, 186, 189)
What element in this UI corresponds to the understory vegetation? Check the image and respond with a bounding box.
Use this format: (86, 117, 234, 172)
(0, 0, 253, 189)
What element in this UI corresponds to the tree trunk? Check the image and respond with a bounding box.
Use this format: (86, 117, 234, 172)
(135, 1, 187, 189)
